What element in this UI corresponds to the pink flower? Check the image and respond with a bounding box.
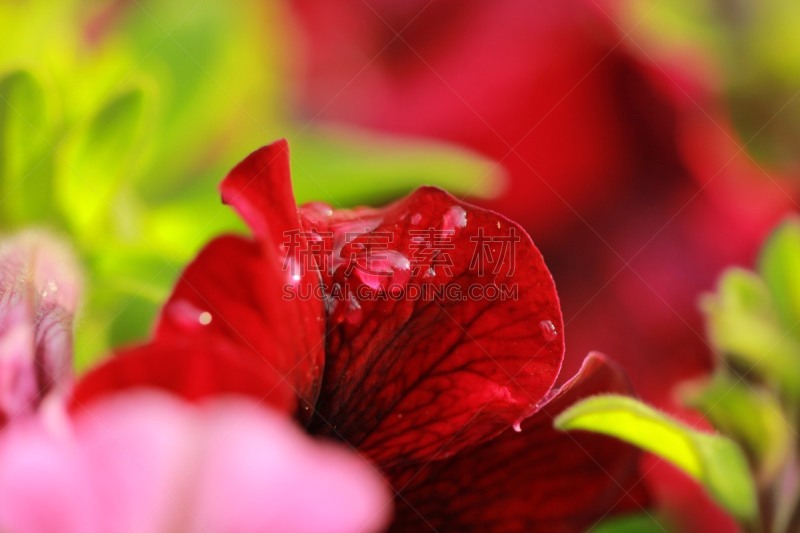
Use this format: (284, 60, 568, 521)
(0, 231, 81, 426)
(0, 391, 390, 533)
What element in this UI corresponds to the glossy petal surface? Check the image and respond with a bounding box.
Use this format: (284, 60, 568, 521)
(217, 141, 326, 408)
(71, 235, 302, 413)
(389, 353, 649, 531)
(71, 336, 296, 413)
(299, 187, 563, 466)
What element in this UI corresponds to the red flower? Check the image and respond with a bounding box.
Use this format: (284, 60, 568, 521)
(286, 4, 797, 527)
(73, 140, 648, 530)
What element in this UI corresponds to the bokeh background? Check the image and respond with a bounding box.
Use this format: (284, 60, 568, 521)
(2, 0, 799, 530)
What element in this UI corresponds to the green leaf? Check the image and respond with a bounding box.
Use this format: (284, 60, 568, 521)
(290, 126, 505, 206)
(683, 372, 791, 484)
(0, 69, 54, 223)
(702, 268, 800, 397)
(590, 512, 670, 533)
(74, 246, 175, 371)
(759, 216, 800, 336)
(57, 87, 149, 241)
(122, 0, 285, 201)
(554, 394, 758, 523)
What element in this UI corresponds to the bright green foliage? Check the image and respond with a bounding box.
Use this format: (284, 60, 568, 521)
(683, 373, 790, 484)
(0, 70, 53, 224)
(702, 268, 800, 397)
(555, 394, 758, 524)
(617, 0, 800, 168)
(590, 513, 671, 533)
(0, 0, 500, 367)
(759, 217, 800, 336)
(681, 216, 800, 532)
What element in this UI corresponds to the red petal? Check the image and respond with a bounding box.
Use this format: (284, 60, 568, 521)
(154, 235, 322, 407)
(389, 353, 650, 531)
(70, 337, 295, 413)
(220, 140, 300, 245)
(301, 187, 563, 466)
(72, 235, 317, 414)
(212, 141, 326, 408)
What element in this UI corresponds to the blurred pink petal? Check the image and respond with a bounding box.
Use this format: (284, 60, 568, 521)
(0, 231, 81, 425)
(0, 392, 391, 533)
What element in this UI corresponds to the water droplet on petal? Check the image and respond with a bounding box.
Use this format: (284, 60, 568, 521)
(356, 250, 411, 290)
(410, 213, 422, 225)
(539, 319, 557, 342)
(167, 300, 211, 329)
(299, 202, 334, 225)
(443, 206, 467, 231)
(285, 256, 304, 284)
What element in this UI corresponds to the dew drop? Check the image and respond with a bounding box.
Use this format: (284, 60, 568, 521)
(199, 312, 213, 326)
(539, 319, 557, 342)
(285, 256, 304, 284)
(443, 206, 467, 231)
(299, 202, 334, 225)
(513, 401, 543, 432)
(410, 213, 422, 225)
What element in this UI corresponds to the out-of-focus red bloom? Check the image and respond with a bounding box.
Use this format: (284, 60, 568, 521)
(286, 2, 799, 529)
(287, 0, 685, 239)
(75, 140, 649, 530)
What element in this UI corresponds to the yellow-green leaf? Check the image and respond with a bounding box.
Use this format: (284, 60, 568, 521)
(759, 216, 800, 337)
(0, 69, 54, 223)
(57, 87, 149, 240)
(683, 372, 790, 484)
(702, 268, 800, 397)
(290, 126, 505, 206)
(554, 394, 758, 523)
